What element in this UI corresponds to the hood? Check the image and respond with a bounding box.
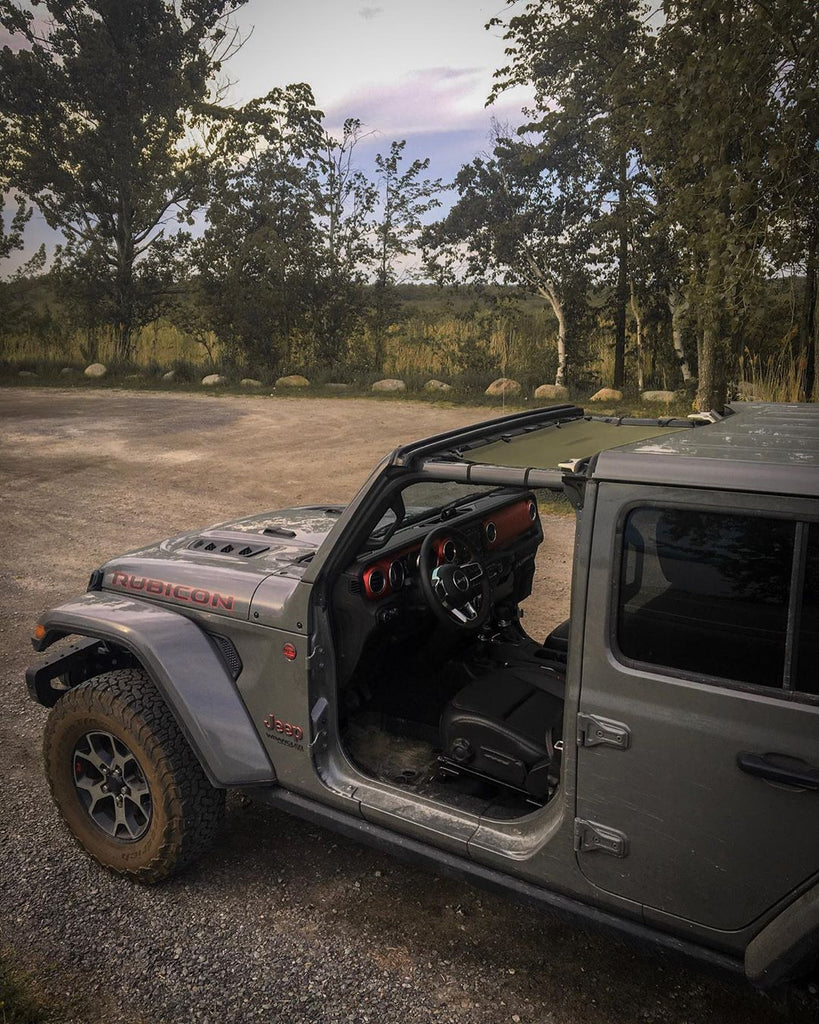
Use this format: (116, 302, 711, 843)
(99, 505, 344, 620)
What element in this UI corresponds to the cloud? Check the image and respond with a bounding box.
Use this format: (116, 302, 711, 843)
(321, 65, 530, 140)
(358, 6, 383, 20)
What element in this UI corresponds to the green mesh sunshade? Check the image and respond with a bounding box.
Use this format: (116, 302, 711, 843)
(461, 417, 687, 470)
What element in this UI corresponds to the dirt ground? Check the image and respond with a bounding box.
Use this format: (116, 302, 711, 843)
(0, 388, 784, 1023)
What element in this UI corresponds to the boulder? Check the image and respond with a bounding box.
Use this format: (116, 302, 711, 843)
(161, 370, 176, 382)
(59, 367, 76, 377)
(534, 383, 569, 401)
(84, 363, 107, 378)
(371, 378, 407, 392)
(275, 374, 310, 388)
(424, 379, 453, 393)
(201, 373, 228, 386)
(589, 387, 623, 402)
(325, 382, 351, 391)
(641, 389, 676, 404)
(18, 370, 37, 378)
(485, 377, 522, 397)
(241, 378, 263, 388)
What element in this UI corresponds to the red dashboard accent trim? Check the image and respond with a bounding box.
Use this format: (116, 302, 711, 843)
(482, 499, 535, 549)
(361, 545, 420, 600)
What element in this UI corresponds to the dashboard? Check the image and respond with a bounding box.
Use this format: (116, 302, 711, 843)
(358, 495, 539, 601)
(331, 491, 543, 687)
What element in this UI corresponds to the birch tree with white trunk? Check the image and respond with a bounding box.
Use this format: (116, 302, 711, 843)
(423, 132, 596, 387)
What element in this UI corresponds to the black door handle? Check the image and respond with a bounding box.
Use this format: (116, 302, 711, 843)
(737, 752, 819, 790)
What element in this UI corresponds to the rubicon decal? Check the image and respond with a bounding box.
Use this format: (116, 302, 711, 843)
(109, 571, 235, 611)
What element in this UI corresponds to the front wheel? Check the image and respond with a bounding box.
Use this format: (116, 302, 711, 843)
(44, 667, 225, 882)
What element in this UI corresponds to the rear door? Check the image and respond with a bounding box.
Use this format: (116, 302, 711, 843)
(575, 484, 819, 931)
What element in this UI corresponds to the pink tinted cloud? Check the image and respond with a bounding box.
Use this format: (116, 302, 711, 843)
(322, 65, 529, 139)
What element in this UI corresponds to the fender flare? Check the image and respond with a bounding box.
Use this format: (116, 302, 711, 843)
(31, 592, 275, 788)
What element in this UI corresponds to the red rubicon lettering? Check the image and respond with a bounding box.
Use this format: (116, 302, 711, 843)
(109, 572, 235, 611)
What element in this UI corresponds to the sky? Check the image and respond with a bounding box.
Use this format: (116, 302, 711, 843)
(3, 0, 533, 270)
(228, 0, 530, 176)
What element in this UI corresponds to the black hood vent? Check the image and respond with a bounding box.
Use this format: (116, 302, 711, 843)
(187, 538, 269, 558)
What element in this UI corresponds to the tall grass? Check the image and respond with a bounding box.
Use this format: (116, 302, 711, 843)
(738, 345, 808, 402)
(1, 309, 564, 388)
(1, 319, 208, 369)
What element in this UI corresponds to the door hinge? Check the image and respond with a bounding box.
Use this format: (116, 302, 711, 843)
(574, 819, 629, 858)
(577, 713, 631, 750)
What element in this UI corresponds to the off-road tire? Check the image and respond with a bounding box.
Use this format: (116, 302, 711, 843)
(44, 667, 225, 882)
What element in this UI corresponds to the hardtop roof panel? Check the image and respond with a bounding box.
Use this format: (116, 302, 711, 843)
(593, 403, 819, 496)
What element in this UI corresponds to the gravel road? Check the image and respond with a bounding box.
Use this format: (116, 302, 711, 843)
(0, 387, 786, 1024)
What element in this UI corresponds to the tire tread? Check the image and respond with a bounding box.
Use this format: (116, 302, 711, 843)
(43, 667, 225, 882)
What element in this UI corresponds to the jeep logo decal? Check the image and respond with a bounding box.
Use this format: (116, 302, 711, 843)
(263, 713, 304, 750)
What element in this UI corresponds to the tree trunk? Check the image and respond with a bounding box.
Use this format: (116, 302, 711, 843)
(612, 151, 629, 390)
(114, 192, 135, 363)
(537, 284, 568, 386)
(697, 315, 730, 411)
(668, 288, 693, 383)
(801, 219, 818, 400)
(554, 302, 567, 386)
(629, 280, 644, 392)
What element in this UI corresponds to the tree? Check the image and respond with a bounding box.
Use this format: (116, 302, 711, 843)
(193, 84, 326, 374)
(370, 140, 443, 369)
(310, 119, 377, 365)
(424, 130, 596, 386)
(0, 193, 45, 344)
(0, 193, 29, 261)
(645, 0, 817, 409)
(489, 0, 653, 390)
(0, 0, 247, 360)
(761, 0, 819, 398)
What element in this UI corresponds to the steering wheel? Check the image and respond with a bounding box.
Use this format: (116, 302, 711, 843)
(418, 526, 492, 631)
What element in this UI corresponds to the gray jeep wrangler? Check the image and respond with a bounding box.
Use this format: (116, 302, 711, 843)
(27, 401, 819, 1002)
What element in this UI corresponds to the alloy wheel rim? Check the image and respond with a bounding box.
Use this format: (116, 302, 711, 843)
(72, 730, 152, 841)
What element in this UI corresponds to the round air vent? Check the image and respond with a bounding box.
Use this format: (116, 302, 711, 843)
(485, 521, 497, 544)
(389, 560, 405, 590)
(442, 539, 457, 563)
(367, 568, 386, 596)
(528, 500, 538, 521)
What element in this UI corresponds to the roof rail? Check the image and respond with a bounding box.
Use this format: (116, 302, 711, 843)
(391, 404, 585, 467)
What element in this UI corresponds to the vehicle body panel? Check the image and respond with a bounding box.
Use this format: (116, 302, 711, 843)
(32, 592, 274, 787)
(577, 482, 819, 931)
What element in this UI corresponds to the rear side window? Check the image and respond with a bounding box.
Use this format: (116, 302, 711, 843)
(797, 526, 819, 694)
(618, 509, 794, 689)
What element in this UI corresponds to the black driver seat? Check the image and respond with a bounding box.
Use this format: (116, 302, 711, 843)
(440, 660, 565, 801)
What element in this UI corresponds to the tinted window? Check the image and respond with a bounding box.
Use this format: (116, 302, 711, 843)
(797, 526, 819, 694)
(618, 508, 794, 688)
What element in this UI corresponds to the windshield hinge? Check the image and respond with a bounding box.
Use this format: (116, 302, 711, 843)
(577, 713, 631, 750)
(574, 819, 629, 858)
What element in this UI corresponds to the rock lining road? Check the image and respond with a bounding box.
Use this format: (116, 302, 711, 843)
(0, 388, 782, 1023)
